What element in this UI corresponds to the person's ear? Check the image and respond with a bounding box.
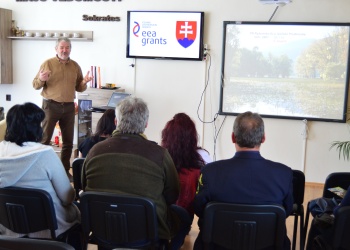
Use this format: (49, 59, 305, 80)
(231, 132, 236, 143)
(114, 118, 117, 126)
(261, 134, 266, 143)
(145, 121, 148, 128)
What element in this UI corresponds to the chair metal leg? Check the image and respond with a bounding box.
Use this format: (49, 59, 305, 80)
(299, 210, 305, 250)
(292, 215, 298, 250)
(304, 202, 311, 245)
(292, 209, 305, 250)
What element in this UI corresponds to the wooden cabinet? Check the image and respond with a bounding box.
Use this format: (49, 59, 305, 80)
(0, 8, 13, 84)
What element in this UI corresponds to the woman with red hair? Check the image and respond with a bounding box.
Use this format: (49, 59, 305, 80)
(161, 113, 211, 248)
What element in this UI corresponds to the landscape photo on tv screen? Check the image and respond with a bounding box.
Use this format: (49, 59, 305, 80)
(219, 21, 350, 122)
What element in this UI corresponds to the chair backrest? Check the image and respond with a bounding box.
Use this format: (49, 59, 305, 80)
(332, 206, 350, 250)
(202, 202, 286, 250)
(292, 169, 305, 207)
(322, 172, 350, 199)
(80, 191, 159, 249)
(0, 236, 74, 250)
(72, 157, 85, 200)
(0, 187, 58, 239)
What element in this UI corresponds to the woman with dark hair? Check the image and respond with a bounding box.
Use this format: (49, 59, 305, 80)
(161, 112, 212, 248)
(78, 108, 116, 157)
(0, 102, 81, 249)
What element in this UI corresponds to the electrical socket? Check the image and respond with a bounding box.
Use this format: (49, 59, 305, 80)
(203, 44, 209, 60)
(6, 94, 11, 101)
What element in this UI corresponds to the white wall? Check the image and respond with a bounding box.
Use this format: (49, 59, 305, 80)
(0, 0, 349, 183)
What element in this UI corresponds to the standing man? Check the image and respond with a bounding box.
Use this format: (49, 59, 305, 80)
(33, 37, 92, 181)
(193, 111, 294, 250)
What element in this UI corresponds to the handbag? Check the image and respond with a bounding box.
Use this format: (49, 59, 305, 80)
(313, 213, 334, 229)
(308, 197, 338, 217)
(313, 235, 332, 250)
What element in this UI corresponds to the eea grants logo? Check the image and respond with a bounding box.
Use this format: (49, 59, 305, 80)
(176, 21, 197, 48)
(133, 21, 140, 37)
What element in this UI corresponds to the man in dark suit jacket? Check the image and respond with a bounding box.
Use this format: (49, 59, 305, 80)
(193, 111, 293, 250)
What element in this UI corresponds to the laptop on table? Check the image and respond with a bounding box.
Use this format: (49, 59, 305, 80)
(90, 92, 131, 112)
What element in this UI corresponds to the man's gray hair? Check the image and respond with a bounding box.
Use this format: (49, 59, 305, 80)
(55, 37, 71, 48)
(233, 111, 264, 148)
(115, 96, 149, 134)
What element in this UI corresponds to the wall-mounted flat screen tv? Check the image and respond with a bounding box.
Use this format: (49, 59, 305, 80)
(219, 21, 350, 122)
(126, 11, 204, 61)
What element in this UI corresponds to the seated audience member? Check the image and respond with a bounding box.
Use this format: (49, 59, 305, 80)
(161, 113, 212, 212)
(306, 185, 350, 250)
(82, 97, 191, 249)
(193, 111, 294, 250)
(78, 108, 116, 157)
(0, 103, 81, 249)
(161, 113, 212, 248)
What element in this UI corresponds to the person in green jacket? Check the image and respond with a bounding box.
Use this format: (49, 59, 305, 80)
(82, 96, 191, 248)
